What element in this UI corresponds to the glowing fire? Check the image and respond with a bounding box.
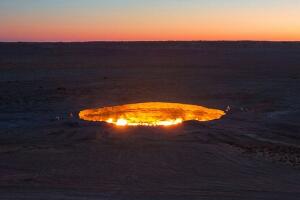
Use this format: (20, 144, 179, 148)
(79, 102, 225, 127)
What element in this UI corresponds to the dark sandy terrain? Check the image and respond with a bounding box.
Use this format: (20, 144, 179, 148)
(0, 42, 300, 199)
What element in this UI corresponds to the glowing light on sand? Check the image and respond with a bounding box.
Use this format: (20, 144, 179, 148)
(79, 102, 225, 127)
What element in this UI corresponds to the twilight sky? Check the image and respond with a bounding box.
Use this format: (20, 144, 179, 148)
(0, 0, 299, 41)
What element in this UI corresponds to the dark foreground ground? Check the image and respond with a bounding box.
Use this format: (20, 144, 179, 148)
(0, 42, 300, 199)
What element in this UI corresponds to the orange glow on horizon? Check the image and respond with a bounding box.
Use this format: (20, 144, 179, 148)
(2, 26, 299, 42)
(1, 1, 299, 42)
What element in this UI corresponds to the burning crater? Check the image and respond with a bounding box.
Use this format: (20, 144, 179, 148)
(79, 102, 225, 127)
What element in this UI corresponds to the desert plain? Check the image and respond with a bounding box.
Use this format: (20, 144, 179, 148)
(0, 42, 300, 199)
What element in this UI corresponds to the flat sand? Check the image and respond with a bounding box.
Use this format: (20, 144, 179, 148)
(0, 42, 300, 199)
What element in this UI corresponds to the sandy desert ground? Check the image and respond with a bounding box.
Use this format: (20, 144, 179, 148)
(0, 42, 300, 199)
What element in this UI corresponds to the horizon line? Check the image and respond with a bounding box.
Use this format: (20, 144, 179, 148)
(1, 40, 300, 43)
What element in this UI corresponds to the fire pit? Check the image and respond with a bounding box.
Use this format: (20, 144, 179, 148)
(79, 102, 225, 126)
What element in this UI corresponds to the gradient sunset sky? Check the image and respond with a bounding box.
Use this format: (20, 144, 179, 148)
(0, 0, 299, 41)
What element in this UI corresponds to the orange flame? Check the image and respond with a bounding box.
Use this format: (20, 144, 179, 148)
(79, 102, 225, 127)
